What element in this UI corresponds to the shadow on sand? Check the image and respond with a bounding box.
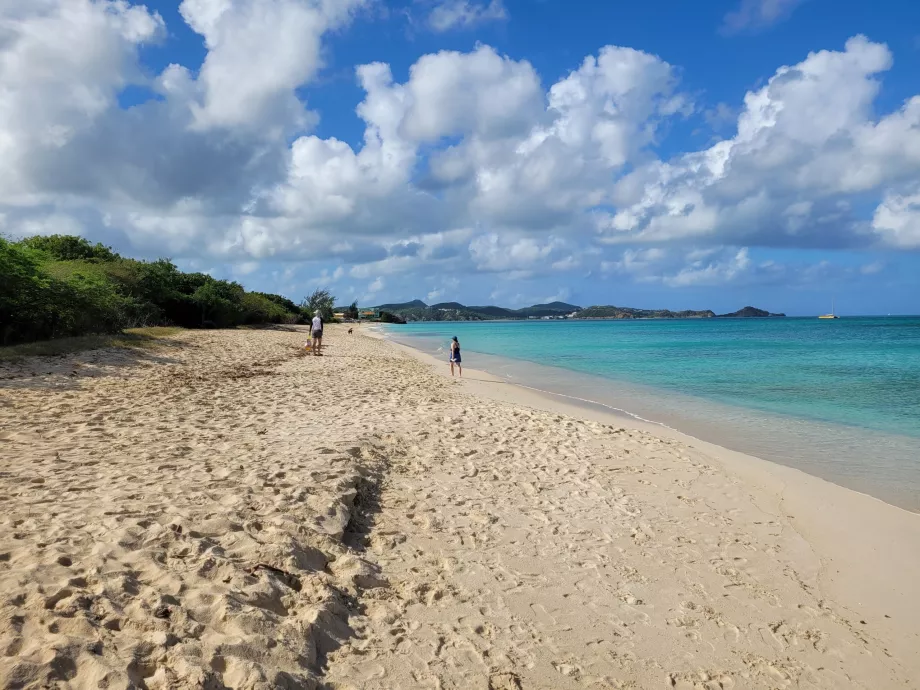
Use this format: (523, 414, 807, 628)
(0, 331, 190, 391)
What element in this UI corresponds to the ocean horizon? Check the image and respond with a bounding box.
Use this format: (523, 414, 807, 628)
(384, 316, 920, 511)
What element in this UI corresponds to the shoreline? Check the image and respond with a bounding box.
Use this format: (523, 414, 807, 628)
(378, 325, 920, 511)
(371, 326, 920, 666)
(2, 325, 918, 687)
(379, 323, 920, 513)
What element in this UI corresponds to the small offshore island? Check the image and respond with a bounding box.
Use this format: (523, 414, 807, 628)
(373, 300, 786, 322)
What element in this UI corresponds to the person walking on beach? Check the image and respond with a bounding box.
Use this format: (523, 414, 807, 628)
(449, 336, 462, 377)
(311, 313, 323, 356)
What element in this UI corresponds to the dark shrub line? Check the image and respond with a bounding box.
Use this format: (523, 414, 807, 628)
(1, 235, 325, 346)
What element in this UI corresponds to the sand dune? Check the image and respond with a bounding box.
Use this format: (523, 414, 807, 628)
(1, 326, 917, 689)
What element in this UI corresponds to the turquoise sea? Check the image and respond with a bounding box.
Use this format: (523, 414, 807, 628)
(385, 317, 920, 511)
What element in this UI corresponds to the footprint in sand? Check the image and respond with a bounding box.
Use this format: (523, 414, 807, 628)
(489, 671, 523, 689)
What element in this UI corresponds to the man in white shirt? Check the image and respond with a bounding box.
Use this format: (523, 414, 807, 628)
(311, 314, 323, 356)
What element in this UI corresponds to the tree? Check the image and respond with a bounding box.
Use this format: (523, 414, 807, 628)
(346, 301, 359, 319)
(136, 259, 183, 305)
(19, 234, 119, 262)
(378, 311, 406, 324)
(241, 293, 298, 325)
(191, 281, 244, 327)
(1, 238, 51, 344)
(253, 292, 300, 314)
(303, 288, 335, 322)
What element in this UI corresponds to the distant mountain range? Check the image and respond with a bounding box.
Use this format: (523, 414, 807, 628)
(575, 305, 785, 319)
(374, 300, 580, 321)
(373, 301, 785, 322)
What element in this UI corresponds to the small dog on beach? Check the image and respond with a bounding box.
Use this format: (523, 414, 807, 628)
(348, 328, 353, 334)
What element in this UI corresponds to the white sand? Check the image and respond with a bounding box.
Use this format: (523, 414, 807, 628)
(1, 326, 918, 689)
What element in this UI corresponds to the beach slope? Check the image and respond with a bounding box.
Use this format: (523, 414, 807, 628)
(1, 327, 917, 689)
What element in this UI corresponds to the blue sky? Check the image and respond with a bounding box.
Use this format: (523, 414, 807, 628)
(2, 0, 920, 315)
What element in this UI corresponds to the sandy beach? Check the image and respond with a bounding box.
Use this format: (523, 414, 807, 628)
(1, 325, 918, 689)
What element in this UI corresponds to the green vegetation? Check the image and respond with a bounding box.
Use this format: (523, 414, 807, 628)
(304, 288, 335, 322)
(345, 301, 360, 320)
(374, 300, 581, 322)
(1, 235, 317, 346)
(378, 311, 407, 324)
(572, 305, 785, 319)
(372, 300, 783, 322)
(716, 306, 786, 318)
(377, 300, 428, 311)
(390, 306, 487, 322)
(573, 306, 716, 319)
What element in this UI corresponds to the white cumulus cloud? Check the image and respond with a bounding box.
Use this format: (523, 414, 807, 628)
(179, 0, 367, 131)
(0, 1, 918, 299)
(599, 36, 920, 250)
(872, 189, 920, 249)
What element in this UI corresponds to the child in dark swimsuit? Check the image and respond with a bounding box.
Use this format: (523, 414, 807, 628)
(449, 336, 462, 377)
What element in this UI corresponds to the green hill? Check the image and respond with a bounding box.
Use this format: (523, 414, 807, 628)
(373, 299, 784, 323)
(531, 301, 580, 312)
(374, 300, 582, 322)
(377, 300, 428, 311)
(717, 306, 786, 318)
(573, 306, 716, 319)
(515, 302, 581, 317)
(466, 305, 518, 318)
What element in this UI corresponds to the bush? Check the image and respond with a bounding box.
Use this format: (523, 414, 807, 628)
(241, 293, 299, 324)
(1, 239, 52, 344)
(190, 281, 245, 328)
(135, 259, 185, 305)
(42, 259, 166, 328)
(19, 234, 119, 262)
(378, 311, 406, 324)
(252, 292, 301, 315)
(50, 270, 138, 336)
(0, 239, 139, 343)
(1, 234, 308, 346)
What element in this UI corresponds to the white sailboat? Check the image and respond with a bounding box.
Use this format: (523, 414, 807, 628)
(819, 299, 839, 319)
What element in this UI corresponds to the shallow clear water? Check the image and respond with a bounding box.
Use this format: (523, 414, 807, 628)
(385, 318, 920, 511)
